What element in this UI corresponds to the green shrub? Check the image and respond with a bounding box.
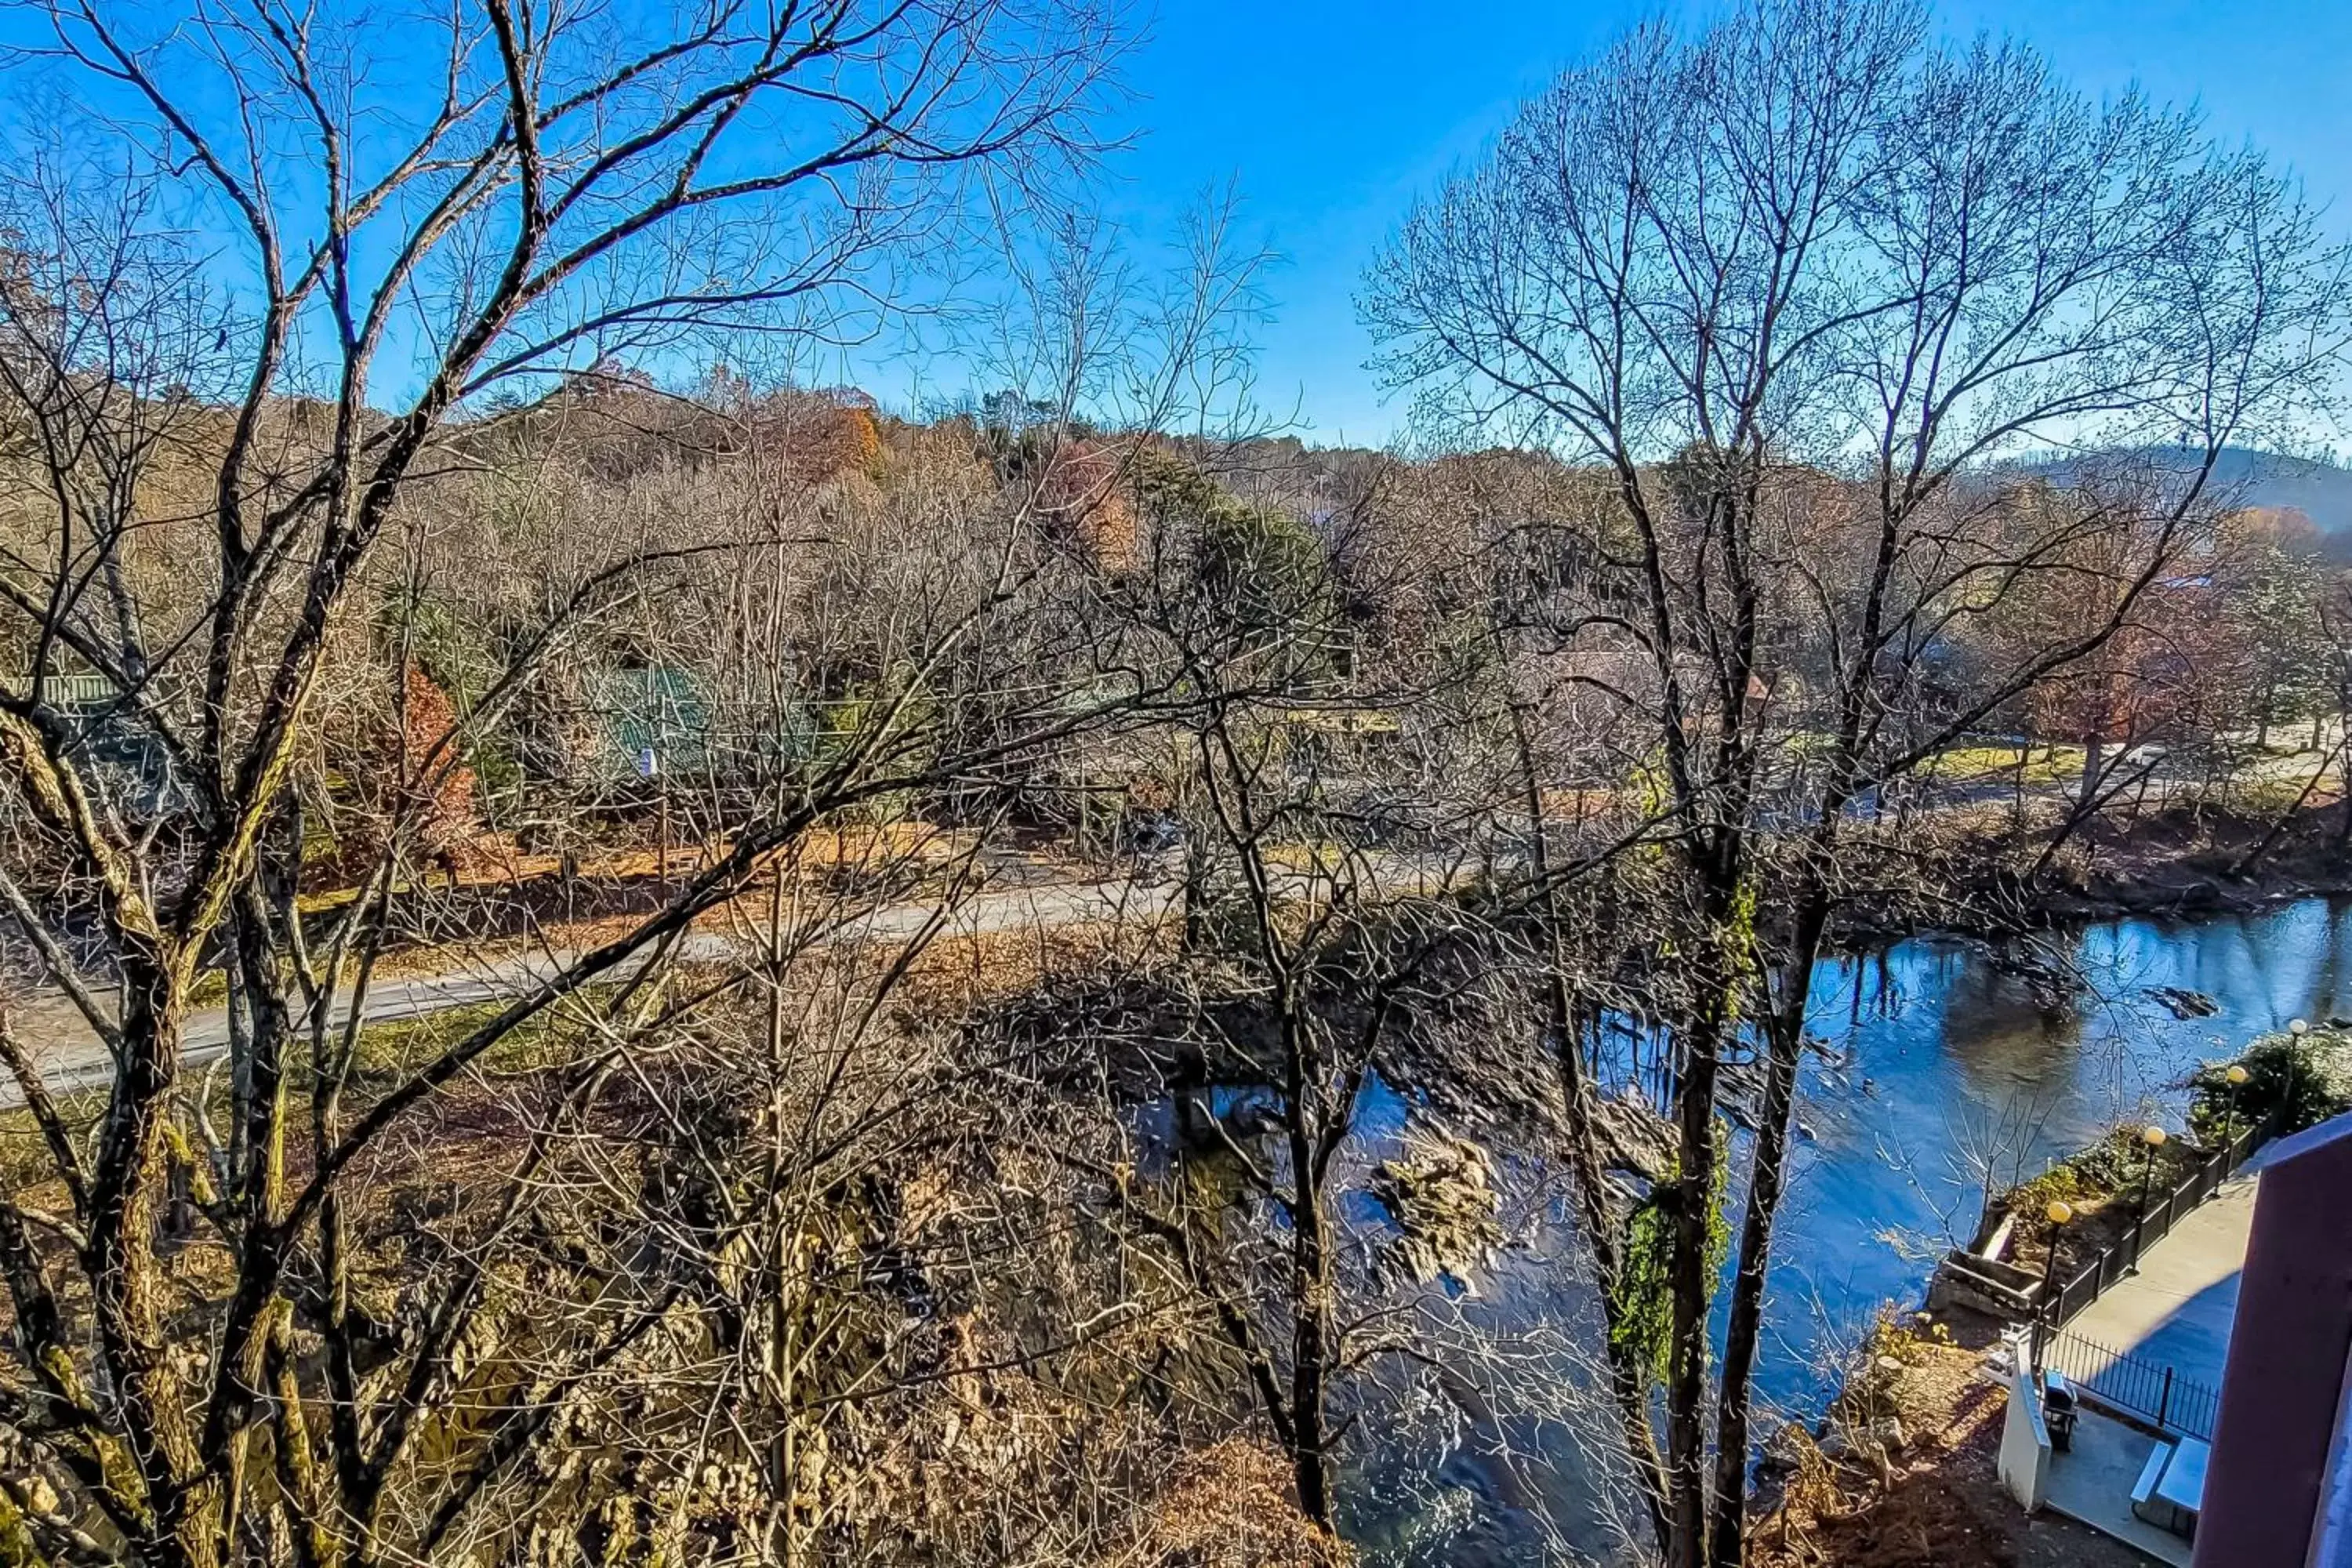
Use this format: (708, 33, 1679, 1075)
(1998, 1124, 2196, 1243)
(2188, 1029, 2352, 1142)
(1611, 1133, 1732, 1385)
(1132, 451, 1339, 660)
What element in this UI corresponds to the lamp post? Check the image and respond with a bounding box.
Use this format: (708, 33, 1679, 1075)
(2223, 1062, 2250, 1150)
(2289, 1018, 2313, 1131)
(2130, 1124, 2167, 1273)
(2034, 1198, 2074, 1372)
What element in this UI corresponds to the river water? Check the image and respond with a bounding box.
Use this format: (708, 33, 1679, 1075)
(1341, 895, 2352, 1565)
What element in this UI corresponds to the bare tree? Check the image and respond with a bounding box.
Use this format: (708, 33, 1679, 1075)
(996, 447, 1686, 1543)
(1365, 1, 2351, 1561)
(0, 1, 1162, 1562)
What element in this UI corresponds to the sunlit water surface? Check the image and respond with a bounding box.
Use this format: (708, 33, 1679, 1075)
(1339, 896, 2352, 1565)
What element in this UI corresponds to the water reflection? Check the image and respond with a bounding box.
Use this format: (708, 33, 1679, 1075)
(1350, 895, 2352, 1564)
(1766, 895, 2352, 1410)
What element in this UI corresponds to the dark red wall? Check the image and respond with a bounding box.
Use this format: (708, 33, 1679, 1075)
(2194, 1116, 2352, 1568)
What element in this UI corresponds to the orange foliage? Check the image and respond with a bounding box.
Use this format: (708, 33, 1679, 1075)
(1037, 438, 1141, 572)
(397, 668, 486, 873)
(768, 394, 886, 485)
(1115, 1440, 1347, 1567)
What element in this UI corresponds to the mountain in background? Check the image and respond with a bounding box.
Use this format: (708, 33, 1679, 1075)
(2020, 446, 2352, 555)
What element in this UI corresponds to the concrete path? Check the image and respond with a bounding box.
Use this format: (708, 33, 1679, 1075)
(2044, 1406, 2191, 1567)
(3, 875, 1178, 1109)
(2063, 1170, 2257, 1395)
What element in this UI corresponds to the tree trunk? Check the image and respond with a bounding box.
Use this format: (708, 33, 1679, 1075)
(1287, 1127, 1334, 1530)
(1509, 704, 1672, 1550)
(1558, 993, 1675, 1552)
(1708, 882, 1833, 1566)
(2337, 706, 2352, 851)
(1663, 865, 1740, 1568)
(1181, 830, 1210, 952)
(2340, 751, 2352, 851)
(92, 958, 224, 1568)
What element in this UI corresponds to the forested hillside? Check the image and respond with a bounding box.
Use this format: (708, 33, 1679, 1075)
(0, 0, 2347, 1566)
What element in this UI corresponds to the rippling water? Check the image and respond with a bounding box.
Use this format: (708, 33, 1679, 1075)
(1344, 895, 2352, 1565)
(1773, 897, 2352, 1396)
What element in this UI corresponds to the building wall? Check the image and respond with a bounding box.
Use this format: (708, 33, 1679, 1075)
(1998, 1364, 2053, 1513)
(2194, 1114, 2352, 1568)
(2307, 1335, 2352, 1568)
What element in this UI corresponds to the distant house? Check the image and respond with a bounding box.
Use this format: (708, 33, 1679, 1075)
(582, 663, 822, 787)
(2, 668, 187, 817)
(601, 664, 715, 779)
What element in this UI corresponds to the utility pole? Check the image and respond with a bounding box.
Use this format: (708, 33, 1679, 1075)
(640, 745, 667, 891)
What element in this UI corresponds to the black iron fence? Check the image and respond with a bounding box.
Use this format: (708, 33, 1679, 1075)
(2039, 1109, 2277, 1327)
(2041, 1325, 2224, 1441)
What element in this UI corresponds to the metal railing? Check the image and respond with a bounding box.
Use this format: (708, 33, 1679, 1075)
(2039, 1109, 2277, 1328)
(2042, 1326, 2224, 1441)
(2, 670, 127, 708)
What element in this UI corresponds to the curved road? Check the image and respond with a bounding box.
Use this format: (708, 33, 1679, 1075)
(3, 877, 1178, 1109)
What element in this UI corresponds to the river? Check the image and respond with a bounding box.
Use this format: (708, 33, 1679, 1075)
(1340, 895, 2352, 1566)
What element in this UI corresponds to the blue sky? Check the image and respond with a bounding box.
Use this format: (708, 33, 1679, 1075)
(5, 0, 2339, 433)
(1073, 0, 2352, 446)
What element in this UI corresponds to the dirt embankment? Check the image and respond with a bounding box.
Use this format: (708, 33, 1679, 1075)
(1751, 1327, 2147, 1568)
(2030, 805, 2352, 920)
(1828, 801, 2352, 956)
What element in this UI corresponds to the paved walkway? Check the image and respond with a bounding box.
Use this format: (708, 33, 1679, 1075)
(2035, 1156, 2270, 1563)
(2045, 1406, 2190, 1567)
(2063, 1169, 2257, 1394)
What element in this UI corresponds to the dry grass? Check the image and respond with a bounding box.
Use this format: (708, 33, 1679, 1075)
(1112, 1439, 1347, 1567)
(1752, 1327, 2149, 1568)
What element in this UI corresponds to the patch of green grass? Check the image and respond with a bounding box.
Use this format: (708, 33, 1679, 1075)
(2230, 774, 2326, 813)
(2189, 1029, 2352, 1143)
(337, 992, 612, 1081)
(1928, 745, 2086, 785)
(1998, 1123, 2202, 1247)
(0, 1090, 109, 1193)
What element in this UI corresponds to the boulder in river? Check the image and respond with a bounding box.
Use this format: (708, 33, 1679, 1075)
(1593, 1093, 1676, 1184)
(1370, 1131, 1504, 1290)
(2145, 985, 2220, 1019)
